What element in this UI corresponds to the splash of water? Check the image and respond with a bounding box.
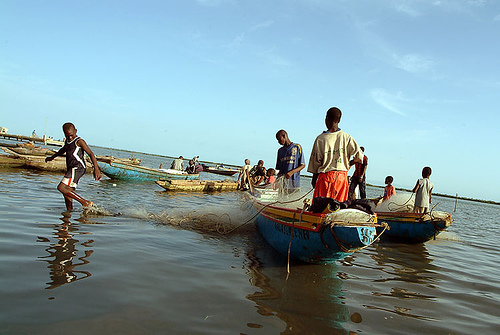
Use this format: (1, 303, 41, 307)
(82, 205, 117, 217)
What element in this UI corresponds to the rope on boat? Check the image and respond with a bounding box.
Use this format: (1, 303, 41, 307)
(386, 193, 415, 212)
(327, 220, 389, 253)
(286, 200, 309, 279)
(224, 187, 315, 234)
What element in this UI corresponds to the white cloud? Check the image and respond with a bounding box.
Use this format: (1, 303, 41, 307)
(390, 0, 422, 17)
(392, 53, 435, 75)
(256, 48, 292, 67)
(466, 0, 486, 7)
(370, 88, 408, 116)
(227, 21, 274, 50)
(250, 20, 274, 32)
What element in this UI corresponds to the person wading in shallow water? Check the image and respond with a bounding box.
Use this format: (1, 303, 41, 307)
(45, 122, 101, 210)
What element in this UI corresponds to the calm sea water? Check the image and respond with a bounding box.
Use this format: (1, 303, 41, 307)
(0, 147, 499, 334)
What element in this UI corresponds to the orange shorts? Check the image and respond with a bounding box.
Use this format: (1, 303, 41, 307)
(313, 170, 349, 202)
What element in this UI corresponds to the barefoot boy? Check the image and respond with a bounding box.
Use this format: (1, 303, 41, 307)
(412, 166, 433, 213)
(45, 122, 101, 210)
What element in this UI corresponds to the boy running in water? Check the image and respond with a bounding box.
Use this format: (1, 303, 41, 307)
(45, 122, 101, 210)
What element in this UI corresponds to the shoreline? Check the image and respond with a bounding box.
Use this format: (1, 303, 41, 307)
(96, 144, 499, 205)
(1, 138, 498, 205)
(366, 183, 499, 206)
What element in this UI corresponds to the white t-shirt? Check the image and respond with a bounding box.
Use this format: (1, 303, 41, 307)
(307, 130, 363, 174)
(415, 178, 433, 208)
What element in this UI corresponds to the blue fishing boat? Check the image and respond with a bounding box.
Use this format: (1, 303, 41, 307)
(98, 161, 199, 181)
(375, 211, 453, 243)
(250, 195, 386, 263)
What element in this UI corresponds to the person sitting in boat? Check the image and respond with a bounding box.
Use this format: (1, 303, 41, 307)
(170, 156, 184, 170)
(383, 175, 396, 201)
(249, 160, 266, 186)
(184, 159, 203, 174)
(264, 168, 276, 186)
(185, 159, 196, 174)
(237, 159, 252, 190)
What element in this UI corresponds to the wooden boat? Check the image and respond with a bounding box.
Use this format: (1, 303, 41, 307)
(0, 154, 26, 168)
(44, 138, 65, 146)
(24, 158, 93, 173)
(155, 179, 238, 192)
(2, 146, 94, 172)
(9, 146, 55, 156)
(204, 165, 239, 176)
(98, 161, 199, 181)
(96, 156, 142, 165)
(375, 211, 453, 243)
(249, 195, 386, 263)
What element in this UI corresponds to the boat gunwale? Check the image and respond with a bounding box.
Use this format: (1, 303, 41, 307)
(155, 179, 238, 192)
(254, 199, 381, 233)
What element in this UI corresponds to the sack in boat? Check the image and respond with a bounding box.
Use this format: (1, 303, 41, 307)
(343, 199, 377, 214)
(310, 197, 377, 214)
(325, 208, 375, 224)
(309, 197, 341, 213)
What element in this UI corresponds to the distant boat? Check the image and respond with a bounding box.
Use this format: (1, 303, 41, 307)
(9, 146, 55, 156)
(155, 179, 238, 192)
(375, 211, 453, 243)
(248, 194, 386, 263)
(1, 146, 87, 172)
(44, 138, 65, 147)
(203, 165, 239, 176)
(98, 161, 199, 181)
(97, 155, 142, 165)
(0, 154, 26, 168)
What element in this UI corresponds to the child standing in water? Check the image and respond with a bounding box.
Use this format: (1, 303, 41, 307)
(383, 176, 396, 201)
(45, 122, 101, 210)
(412, 167, 433, 213)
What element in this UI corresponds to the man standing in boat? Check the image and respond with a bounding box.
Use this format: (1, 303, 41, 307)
(348, 146, 368, 199)
(275, 129, 305, 192)
(308, 107, 363, 202)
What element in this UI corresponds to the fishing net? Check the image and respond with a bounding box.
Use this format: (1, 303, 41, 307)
(147, 210, 237, 234)
(375, 193, 415, 212)
(324, 208, 376, 225)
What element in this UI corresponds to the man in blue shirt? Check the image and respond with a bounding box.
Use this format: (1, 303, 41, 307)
(275, 129, 305, 190)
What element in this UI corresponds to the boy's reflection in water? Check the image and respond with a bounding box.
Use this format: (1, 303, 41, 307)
(37, 211, 94, 289)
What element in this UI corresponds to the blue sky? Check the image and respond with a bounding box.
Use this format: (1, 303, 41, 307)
(1, 0, 499, 202)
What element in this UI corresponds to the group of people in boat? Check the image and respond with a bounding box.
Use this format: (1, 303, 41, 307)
(45, 108, 433, 215)
(236, 107, 434, 213)
(163, 155, 203, 174)
(236, 159, 276, 190)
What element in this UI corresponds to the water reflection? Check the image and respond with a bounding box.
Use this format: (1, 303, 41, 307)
(361, 243, 441, 321)
(37, 212, 94, 289)
(244, 235, 350, 334)
(370, 243, 439, 286)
